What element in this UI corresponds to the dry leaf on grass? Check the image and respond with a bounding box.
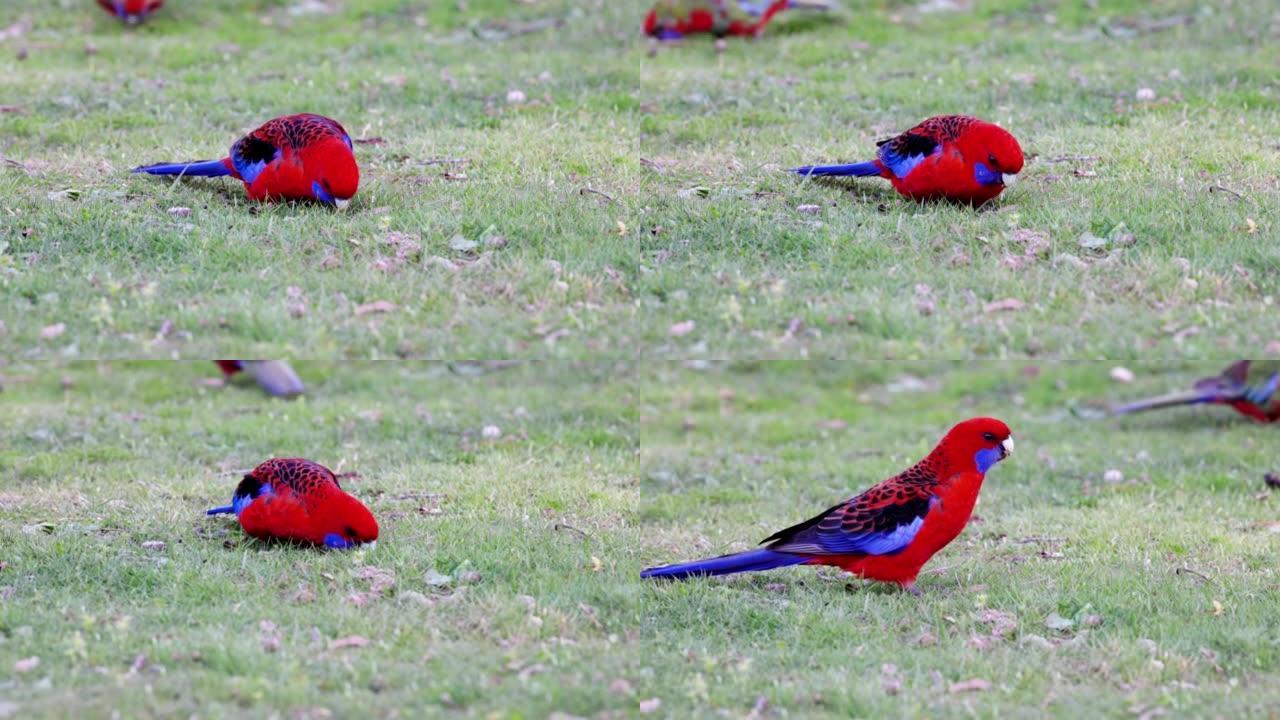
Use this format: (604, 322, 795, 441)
(328, 635, 370, 650)
(949, 678, 991, 693)
(355, 300, 396, 316)
(669, 320, 695, 337)
(260, 620, 281, 652)
(983, 298, 1023, 314)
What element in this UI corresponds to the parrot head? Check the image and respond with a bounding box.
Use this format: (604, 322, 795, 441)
(962, 122, 1024, 189)
(313, 491, 380, 550)
(942, 417, 1014, 475)
(304, 137, 360, 210)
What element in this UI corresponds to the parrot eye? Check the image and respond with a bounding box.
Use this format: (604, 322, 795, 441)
(982, 432, 997, 442)
(987, 153, 998, 168)
(344, 526, 357, 538)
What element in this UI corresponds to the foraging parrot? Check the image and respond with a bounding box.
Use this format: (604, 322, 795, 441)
(214, 361, 306, 399)
(644, 0, 833, 40)
(794, 115, 1024, 205)
(207, 458, 379, 549)
(97, 0, 164, 25)
(1113, 361, 1279, 423)
(134, 114, 359, 207)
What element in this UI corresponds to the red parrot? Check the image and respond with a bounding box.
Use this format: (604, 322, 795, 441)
(1113, 361, 1279, 423)
(645, 1, 831, 40)
(206, 458, 379, 549)
(214, 361, 306, 398)
(642, 417, 1013, 595)
(97, 0, 164, 24)
(133, 114, 359, 208)
(794, 115, 1024, 205)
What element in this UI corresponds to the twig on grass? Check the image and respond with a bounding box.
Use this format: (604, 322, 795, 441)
(553, 523, 593, 541)
(1175, 567, 1218, 586)
(578, 187, 618, 205)
(1208, 185, 1250, 203)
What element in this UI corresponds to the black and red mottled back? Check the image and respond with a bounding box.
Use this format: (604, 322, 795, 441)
(251, 114, 352, 153)
(877, 115, 979, 158)
(247, 458, 341, 498)
(759, 452, 941, 552)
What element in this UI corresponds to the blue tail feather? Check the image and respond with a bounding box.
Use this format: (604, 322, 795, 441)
(641, 549, 807, 580)
(133, 159, 230, 178)
(792, 161, 881, 178)
(206, 504, 234, 516)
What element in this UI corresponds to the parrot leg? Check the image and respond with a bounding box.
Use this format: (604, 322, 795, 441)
(903, 582, 923, 597)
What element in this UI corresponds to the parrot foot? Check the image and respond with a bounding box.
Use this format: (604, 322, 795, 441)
(903, 583, 923, 597)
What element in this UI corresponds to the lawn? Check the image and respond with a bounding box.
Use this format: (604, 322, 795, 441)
(2, 361, 1279, 717)
(1, 0, 1277, 358)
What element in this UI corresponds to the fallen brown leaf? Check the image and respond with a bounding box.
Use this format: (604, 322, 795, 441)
(949, 678, 991, 693)
(983, 298, 1024, 314)
(355, 300, 396, 316)
(668, 320, 695, 337)
(329, 635, 370, 650)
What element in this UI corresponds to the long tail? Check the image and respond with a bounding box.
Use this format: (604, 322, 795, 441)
(792, 161, 881, 178)
(133, 158, 232, 178)
(751, 0, 791, 30)
(641, 549, 807, 580)
(206, 505, 234, 515)
(242, 361, 306, 398)
(1112, 390, 1217, 416)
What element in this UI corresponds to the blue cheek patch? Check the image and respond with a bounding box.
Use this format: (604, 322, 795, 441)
(973, 161, 1002, 186)
(974, 447, 1003, 474)
(312, 181, 335, 205)
(232, 482, 271, 516)
(323, 533, 353, 549)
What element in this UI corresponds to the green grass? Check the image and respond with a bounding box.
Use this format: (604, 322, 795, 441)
(2, 361, 1279, 717)
(1, 0, 1277, 357)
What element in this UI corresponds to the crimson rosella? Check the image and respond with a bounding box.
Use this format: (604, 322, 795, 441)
(644, 0, 831, 40)
(215, 361, 305, 398)
(134, 114, 359, 207)
(97, 0, 164, 24)
(207, 458, 379, 549)
(1113, 361, 1279, 423)
(642, 417, 1013, 595)
(794, 115, 1024, 205)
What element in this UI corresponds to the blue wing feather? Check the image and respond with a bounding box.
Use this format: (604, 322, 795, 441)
(877, 132, 939, 180)
(229, 135, 281, 185)
(769, 494, 936, 556)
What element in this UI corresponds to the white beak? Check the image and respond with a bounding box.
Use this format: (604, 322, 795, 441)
(1002, 173, 1018, 186)
(333, 198, 350, 211)
(1002, 436, 1015, 455)
(363, 540, 377, 550)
